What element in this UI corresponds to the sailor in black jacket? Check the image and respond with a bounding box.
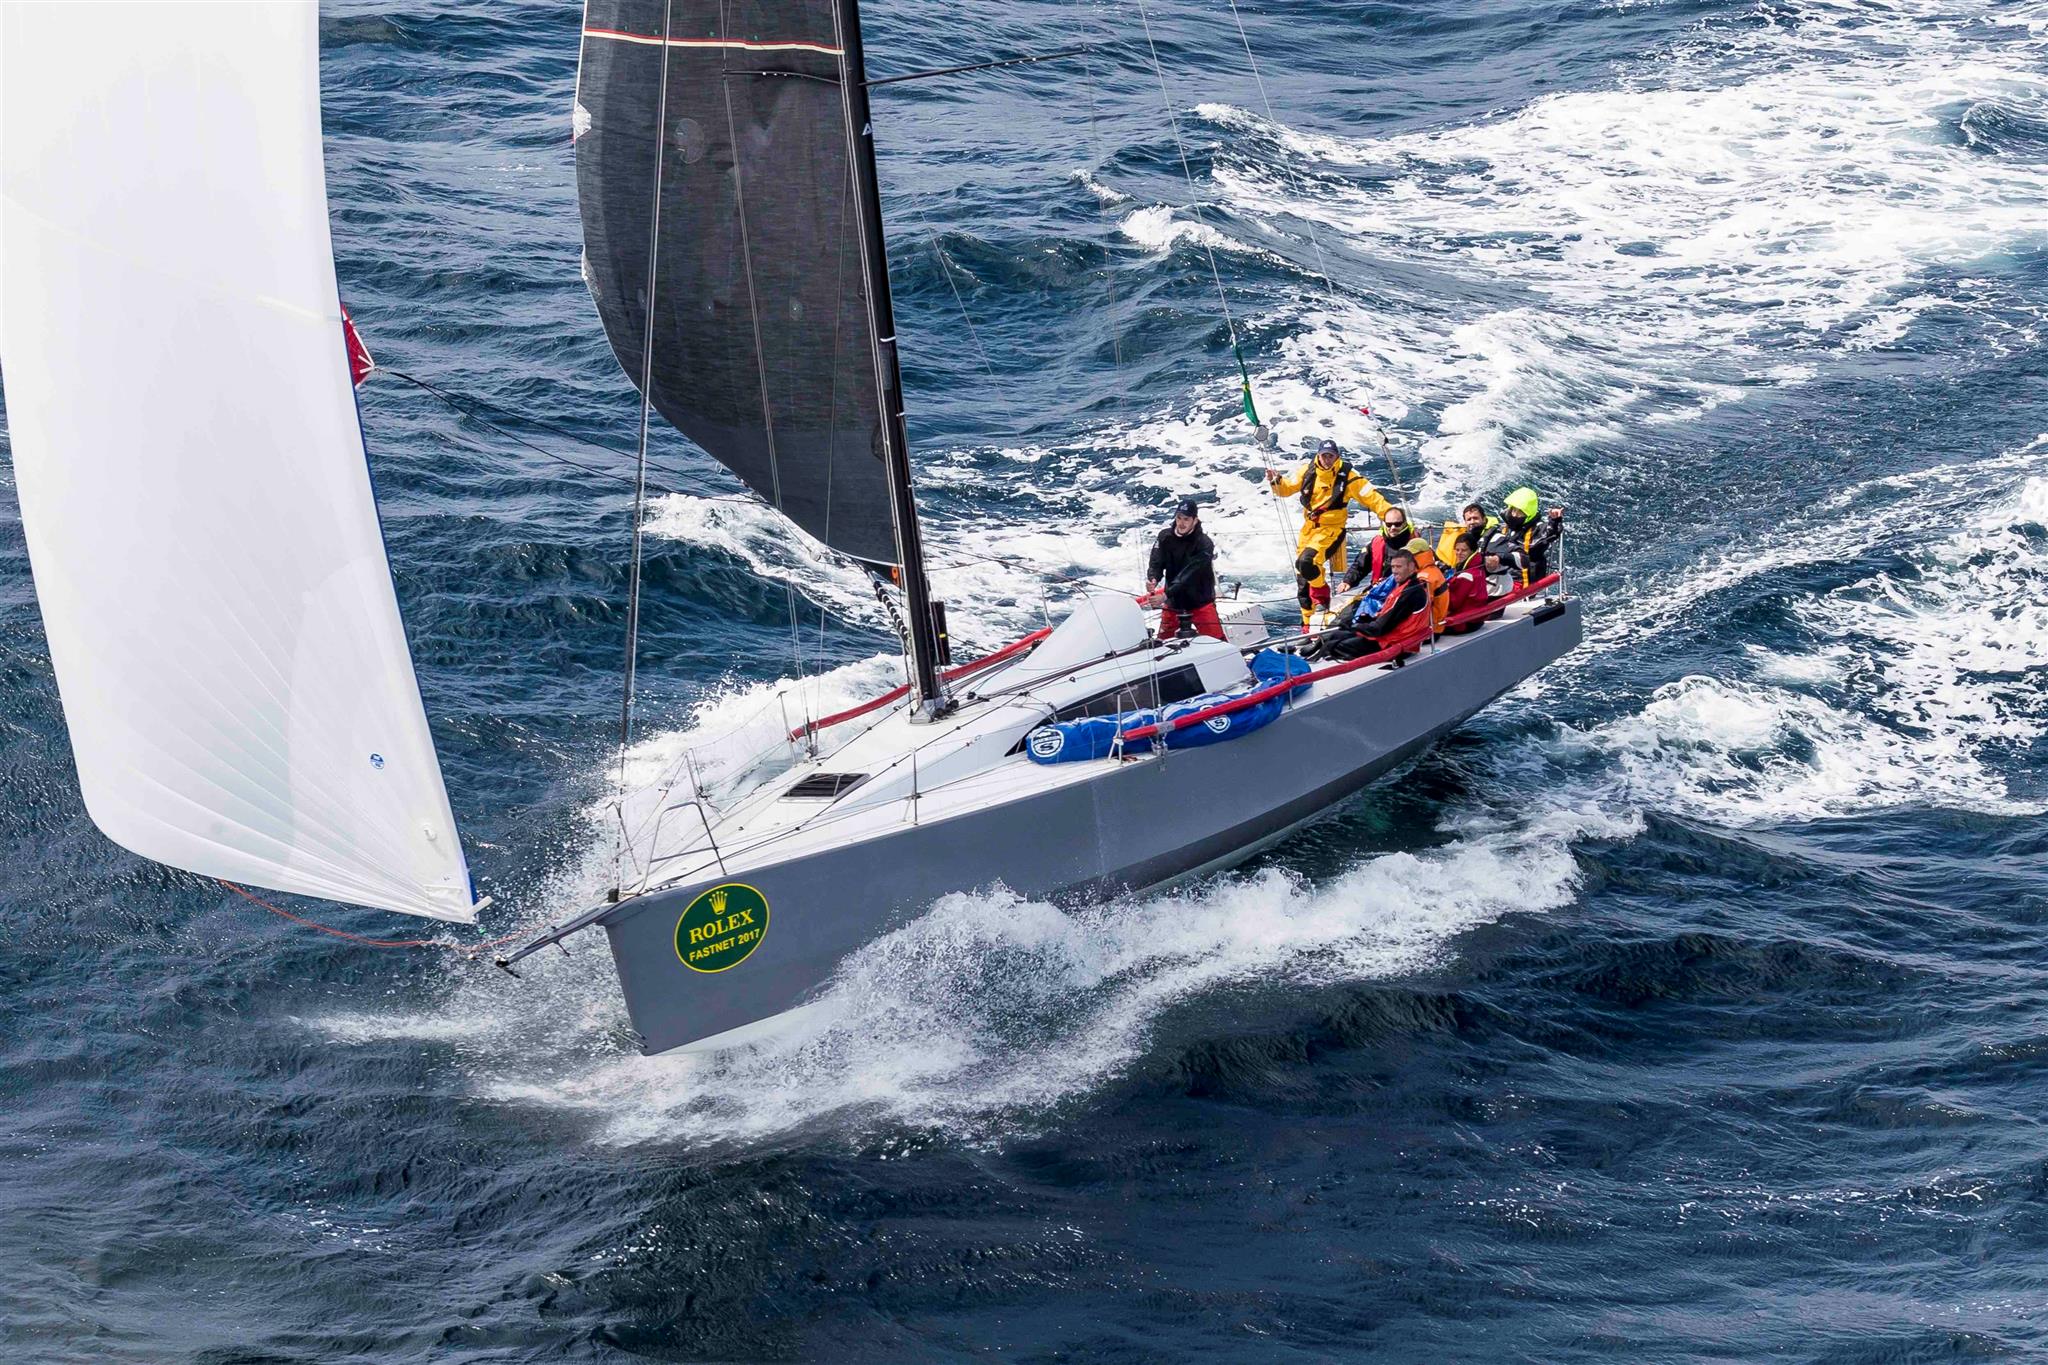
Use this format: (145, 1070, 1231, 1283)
(1143, 498, 1224, 639)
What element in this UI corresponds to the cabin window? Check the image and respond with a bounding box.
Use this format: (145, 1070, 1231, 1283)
(1006, 665, 1208, 754)
(1049, 664, 1206, 722)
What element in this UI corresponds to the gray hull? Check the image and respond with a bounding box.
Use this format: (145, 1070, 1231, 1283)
(601, 599, 1582, 1053)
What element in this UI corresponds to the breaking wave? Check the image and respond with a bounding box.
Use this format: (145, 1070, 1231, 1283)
(1194, 0, 2048, 501)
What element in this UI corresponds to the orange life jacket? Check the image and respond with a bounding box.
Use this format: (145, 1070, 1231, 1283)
(1411, 545, 1450, 632)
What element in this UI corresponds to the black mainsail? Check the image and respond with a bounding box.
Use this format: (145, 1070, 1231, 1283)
(576, 0, 944, 704)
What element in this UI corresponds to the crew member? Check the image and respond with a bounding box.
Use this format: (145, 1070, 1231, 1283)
(1436, 501, 1498, 567)
(1143, 498, 1224, 640)
(1408, 536, 1450, 635)
(1444, 529, 1491, 630)
(1485, 486, 1565, 587)
(1321, 549, 1431, 660)
(1266, 438, 1394, 626)
(1341, 505, 1415, 591)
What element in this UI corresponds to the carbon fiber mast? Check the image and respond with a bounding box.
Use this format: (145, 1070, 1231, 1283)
(835, 0, 948, 716)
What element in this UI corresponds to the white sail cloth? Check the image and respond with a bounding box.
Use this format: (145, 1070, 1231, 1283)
(0, 3, 476, 921)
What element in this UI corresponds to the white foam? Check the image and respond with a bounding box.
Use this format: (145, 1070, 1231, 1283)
(459, 807, 1613, 1146)
(1564, 674, 2000, 824)
(1193, 1, 2048, 498)
(641, 493, 881, 633)
(1116, 202, 1250, 259)
(1072, 169, 1132, 206)
(1797, 474, 2048, 745)
(1561, 443, 2048, 827)
(303, 1013, 488, 1044)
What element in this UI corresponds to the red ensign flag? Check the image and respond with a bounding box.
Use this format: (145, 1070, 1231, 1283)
(341, 305, 374, 388)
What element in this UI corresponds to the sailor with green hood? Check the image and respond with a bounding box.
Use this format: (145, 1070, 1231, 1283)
(1484, 486, 1564, 587)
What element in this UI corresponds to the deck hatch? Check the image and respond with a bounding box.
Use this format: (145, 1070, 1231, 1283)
(783, 772, 868, 799)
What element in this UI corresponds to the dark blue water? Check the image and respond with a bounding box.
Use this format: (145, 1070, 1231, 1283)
(7, 0, 2048, 1359)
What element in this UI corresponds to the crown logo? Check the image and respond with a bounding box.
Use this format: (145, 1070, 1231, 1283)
(710, 889, 728, 914)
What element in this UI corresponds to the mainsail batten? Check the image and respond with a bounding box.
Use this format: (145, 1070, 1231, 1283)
(0, 3, 476, 923)
(574, 0, 899, 568)
(582, 29, 845, 54)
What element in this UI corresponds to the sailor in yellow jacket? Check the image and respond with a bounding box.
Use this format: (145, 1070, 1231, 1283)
(1266, 438, 1395, 625)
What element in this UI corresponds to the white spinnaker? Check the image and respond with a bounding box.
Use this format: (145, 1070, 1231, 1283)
(0, 3, 476, 922)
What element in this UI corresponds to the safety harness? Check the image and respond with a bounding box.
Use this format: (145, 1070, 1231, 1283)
(1298, 458, 1357, 516)
(1508, 517, 1540, 587)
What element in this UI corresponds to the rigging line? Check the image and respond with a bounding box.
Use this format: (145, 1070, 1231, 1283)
(786, 575, 810, 734)
(789, 152, 877, 733)
(1132, 0, 1301, 565)
(382, 368, 651, 488)
(908, 194, 998, 381)
(617, 0, 679, 890)
(382, 367, 754, 499)
(718, 3, 788, 521)
(865, 47, 1093, 87)
(218, 880, 525, 954)
(928, 546, 1131, 598)
(1217, 0, 1333, 291)
(1265, 449, 1299, 555)
(802, 149, 864, 736)
(802, 122, 881, 730)
(712, 0, 811, 740)
(1132, 0, 1237, 342)
(1072, 0, 1122, 370)
(1215, 0, 1410, 509)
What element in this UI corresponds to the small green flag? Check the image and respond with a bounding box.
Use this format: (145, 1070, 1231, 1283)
(1234, 345, 1261, 427)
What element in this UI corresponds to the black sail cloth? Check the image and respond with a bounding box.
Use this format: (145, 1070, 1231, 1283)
(576, 0, 898, 567)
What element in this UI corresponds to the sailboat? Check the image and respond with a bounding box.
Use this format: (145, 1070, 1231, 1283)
(0, 1, 1580, 1058)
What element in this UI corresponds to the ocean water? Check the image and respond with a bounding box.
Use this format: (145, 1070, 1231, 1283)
(5, 0, 2048, 1359)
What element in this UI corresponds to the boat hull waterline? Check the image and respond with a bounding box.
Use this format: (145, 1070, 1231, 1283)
(593, 598, 1583, 1055)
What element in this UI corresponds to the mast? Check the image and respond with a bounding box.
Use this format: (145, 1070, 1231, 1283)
(834, 0, 948, 714)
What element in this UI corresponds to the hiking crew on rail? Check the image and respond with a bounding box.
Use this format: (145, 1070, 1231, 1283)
(1281, 452, 1565, 660)
(1132, 447, 1565, 658)
(1485, 487, 1565, 587)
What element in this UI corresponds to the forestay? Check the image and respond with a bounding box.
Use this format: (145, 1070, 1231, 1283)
(0, 4, 477, 921)
(574, 0, 900, 567)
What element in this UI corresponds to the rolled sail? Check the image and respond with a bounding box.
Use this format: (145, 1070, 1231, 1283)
(0, 3, 477, 921)
(576, 0, 900, 568)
